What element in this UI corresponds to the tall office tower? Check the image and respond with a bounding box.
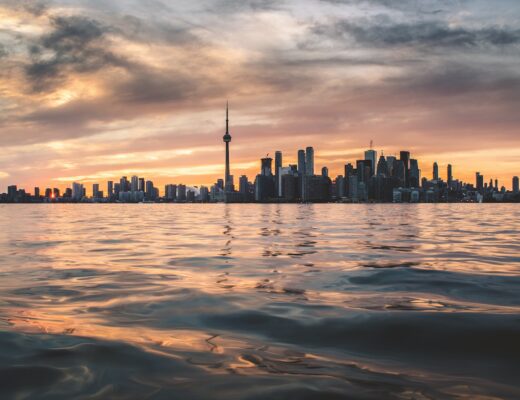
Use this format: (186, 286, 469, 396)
(261, 157, 273, 176)
(93, 184, 100, 198)
(200, 186, 210, 202)
(145, 181, 154, 199)
(239, 175, 249, 194)
(345, 163, 354, 197)
(386, 156, 396, 176)
(72, 182, 84, 201)
(107, 181, 114, 197)
(138, 178, 145, 192)
(177, 184, 187, 201)
(131, 176, 139, 192)
(364, 149, 377, 176)
(223, 102, 233, 192)
(53, 188, 60, 198)
(322, 167, 328, 177)
(344, 163, 354, 178)
(34, 187, 40, 198)
(165, 184, 176, 200)
(376, 155, 388, 176)
(305, 147, 314, 176)
(447, 164, 453, 186)
(274, 151, 282, 196)
(494, 179, 498, 190)
(297, 149, 306, 175)
(394, 160, 406, 186)
(513, 176, 519, 193)
(45, 188, 52, 198)
(356, 160, 372, 183)
(400, 151, 410, 186)
(410, 159, 420, 188)
(120, 176, 128, 192)
(274, 151, 282, 178)
(433, 162, 439, 180)
(476, 172, 484, 191)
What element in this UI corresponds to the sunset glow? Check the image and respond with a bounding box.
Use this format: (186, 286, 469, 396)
(0, 0, 519, 193)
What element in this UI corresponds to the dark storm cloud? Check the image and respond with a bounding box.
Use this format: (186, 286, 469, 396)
(26, 16, 128, 92)
(1, 0, 50, 16)
(312, 20, 520, 48)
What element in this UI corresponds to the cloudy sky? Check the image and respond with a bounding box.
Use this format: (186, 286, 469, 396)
(0, 0, 519, 193)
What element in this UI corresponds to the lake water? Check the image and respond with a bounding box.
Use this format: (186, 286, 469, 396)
(0, 204, 519, 399)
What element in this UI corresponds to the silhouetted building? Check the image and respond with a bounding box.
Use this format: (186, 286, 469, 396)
(305, 147, 314, 176)
(400, 151, 410, 187)
(322, 166, 328, 177)
(433, 162, 439, 181)
(376, 155, 388, 176)
(513, 176, 519, 193)
(223, 103, 233, 192)
(476, 172, 484, 192)
(410, 159, 420, 188)
(200, 186, 210, 202)
(177, 184, 187, 201)
(296, 150, 305, 177)
(275, 151, 282, 196)
(365, 149, 377, 177)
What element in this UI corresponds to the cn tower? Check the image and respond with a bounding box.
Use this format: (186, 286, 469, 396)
(223, 102, 232, 191)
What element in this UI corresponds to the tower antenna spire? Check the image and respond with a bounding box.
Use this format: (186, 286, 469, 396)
(226, 101, 229, 134)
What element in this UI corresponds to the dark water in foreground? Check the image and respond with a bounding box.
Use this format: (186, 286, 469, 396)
(0, 204, 519, 399)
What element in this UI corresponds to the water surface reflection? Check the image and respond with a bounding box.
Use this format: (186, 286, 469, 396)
(0, 204, 519, 399)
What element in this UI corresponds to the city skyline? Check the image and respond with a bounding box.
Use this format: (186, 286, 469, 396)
(0, 1, 519, 192)
(1, 104, 517, 196)
(2, 104, 518, 203)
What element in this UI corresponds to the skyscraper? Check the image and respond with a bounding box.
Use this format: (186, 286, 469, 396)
(72, 182, 84, 201)
(476, 172, 484, 191)
(131, 176, 139, 192)
(513, 176, 519, 193)
(275, 151, 282, 178)
(365, 149, 377, 177)
(261, 157, 273, 176)
(305, 147, 314, 176)
(410, 159, 420, 188)
(400, 151, 410, 187)
(120, 176, 128, 193)
(386, 156, 396, 176)
(447, 164, 453, 186)
(376, 155, 388, 176)
(275, 151, 282, 197)
(107, 181, 113, 197)
(93, 183, 100, 198)
(433, 162, 439, 181)
(297, 150, 306, 176)
(223, 102, 232, 192)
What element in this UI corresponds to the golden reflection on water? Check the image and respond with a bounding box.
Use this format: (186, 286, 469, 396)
(0, 204, 519, 398)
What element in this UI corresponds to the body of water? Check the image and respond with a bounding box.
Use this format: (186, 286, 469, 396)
(0, 204, 519, 399)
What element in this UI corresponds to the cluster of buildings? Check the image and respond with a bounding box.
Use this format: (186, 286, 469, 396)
(1, 106, 519, 203)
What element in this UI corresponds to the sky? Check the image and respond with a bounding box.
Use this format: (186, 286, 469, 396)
(0, 0, 519, 194)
